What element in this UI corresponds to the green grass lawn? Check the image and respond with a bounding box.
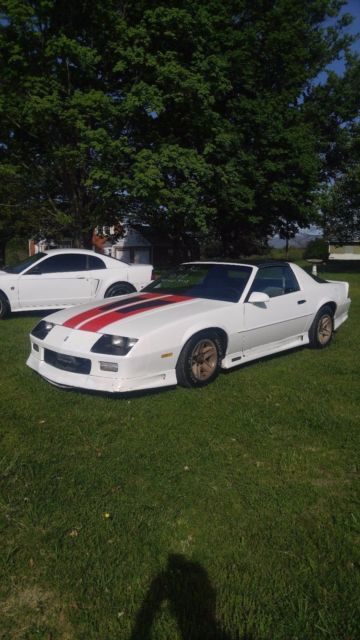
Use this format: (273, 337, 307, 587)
(0, 267, 359, 639)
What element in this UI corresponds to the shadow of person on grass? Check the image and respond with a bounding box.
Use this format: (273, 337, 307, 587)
(129, 553, 232, 640)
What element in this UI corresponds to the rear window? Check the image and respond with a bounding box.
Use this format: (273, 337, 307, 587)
(88, 255, 106, 270)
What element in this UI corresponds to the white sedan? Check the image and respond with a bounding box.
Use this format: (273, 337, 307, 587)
(27, 261, 350, 393)
(0, 249, 153, 318)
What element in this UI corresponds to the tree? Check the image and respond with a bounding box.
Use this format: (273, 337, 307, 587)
(0, 0, 359, 262)
(0, 0, 135, 250)
(308, 55, 360, 242)
(321, 123, 360, 240)
(121, 0, 360, 255)
(205, 0, 358, 255)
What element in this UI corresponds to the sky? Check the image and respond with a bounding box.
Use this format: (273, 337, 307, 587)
(343, 0, 360, 42)
(327, 0, 360, 75)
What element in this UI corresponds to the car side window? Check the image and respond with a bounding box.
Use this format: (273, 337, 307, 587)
(88, 255, 106, 270)
(36, 254, 88, 273)
(282, 266, 300, 294)
(250, 266, 300, 298)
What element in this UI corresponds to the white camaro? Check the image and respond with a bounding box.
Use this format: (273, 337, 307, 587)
(0, 248, 153, 318)
(27, 261, 350, 393)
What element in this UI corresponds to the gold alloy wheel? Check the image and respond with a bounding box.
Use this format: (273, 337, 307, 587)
(317, 314, 333, 345)
(190, 339, 218, 381)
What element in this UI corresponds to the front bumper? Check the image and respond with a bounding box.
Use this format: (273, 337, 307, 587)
(27, 342, 177, 394)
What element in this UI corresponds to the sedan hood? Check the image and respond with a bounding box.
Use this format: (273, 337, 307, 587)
(45, 292, 233, 338)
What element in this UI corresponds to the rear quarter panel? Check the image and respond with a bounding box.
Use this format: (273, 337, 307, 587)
(95, 264, 153, 297)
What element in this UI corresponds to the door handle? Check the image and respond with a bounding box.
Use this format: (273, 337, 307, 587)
(76, 277, 86, 279)
(297, 299, 306, 304)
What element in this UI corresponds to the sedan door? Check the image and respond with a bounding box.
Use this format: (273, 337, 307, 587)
(243, 265, 311, 358)
(18, 254, 94, 308)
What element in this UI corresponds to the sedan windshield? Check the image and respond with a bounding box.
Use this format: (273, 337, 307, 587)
(4, 253, 47, 274)
(143, 263, 253, 302)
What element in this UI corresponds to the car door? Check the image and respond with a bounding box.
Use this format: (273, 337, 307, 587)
(18, 253, 94, 308)
(243, 265, 311, 358)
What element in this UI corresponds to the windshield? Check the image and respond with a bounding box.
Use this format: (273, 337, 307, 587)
(4, 253, 47, 274)
(143, 263, 253, 302)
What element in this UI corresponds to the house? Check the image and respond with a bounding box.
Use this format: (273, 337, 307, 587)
(104, 225, 152, 264)
(30, 223, 200, 266)
(94, 223, 200, 265)
(29, 236, 73, 255)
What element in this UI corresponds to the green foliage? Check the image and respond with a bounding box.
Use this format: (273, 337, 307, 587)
(320, 123, 360, 241)
(0, 0, 359, 259)
(0, 0, 134, 246)
(3, 236, 28, 264)
(303, 238, 329, 260)
(269, 246, 305, 263)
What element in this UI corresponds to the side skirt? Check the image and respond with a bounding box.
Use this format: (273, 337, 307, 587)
(221, 333, 309, 370)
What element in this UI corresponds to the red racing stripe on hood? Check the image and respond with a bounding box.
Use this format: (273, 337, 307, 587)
(63, 293, 162, 329)
(77, 294, 193, 332)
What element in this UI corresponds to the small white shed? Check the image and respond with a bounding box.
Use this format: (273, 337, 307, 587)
(328, 241, 360, 260)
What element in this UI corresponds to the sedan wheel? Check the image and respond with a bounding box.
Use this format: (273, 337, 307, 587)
(0, 293, 10, 319)
(104, 282, 136, 297)
(176, 331, 223, 388)
(309, 305, 334, 349)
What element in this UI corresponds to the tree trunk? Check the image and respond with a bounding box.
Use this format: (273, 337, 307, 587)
(285, 236, 289, 259)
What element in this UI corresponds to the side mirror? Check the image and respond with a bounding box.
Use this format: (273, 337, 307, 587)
(248, 291, 270, 304)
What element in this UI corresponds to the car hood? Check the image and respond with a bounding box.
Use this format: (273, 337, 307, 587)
(45, 292, 234, 337)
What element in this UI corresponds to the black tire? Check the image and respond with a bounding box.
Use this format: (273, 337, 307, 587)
(176, 331, 224, 388)
(0, 292, 10, 319)
(309, 305, 334, 349)
(104, 282, 136, 298)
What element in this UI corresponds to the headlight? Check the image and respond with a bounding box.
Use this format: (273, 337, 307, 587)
(91, 334, 138, 356)
(31, 320, 55, 340)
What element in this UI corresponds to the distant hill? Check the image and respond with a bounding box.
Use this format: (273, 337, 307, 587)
(269, 228, 322, 249)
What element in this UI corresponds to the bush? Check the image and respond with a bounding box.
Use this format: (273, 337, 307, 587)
(303, 238, 328, 261)
(5, 237, 29, 265)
